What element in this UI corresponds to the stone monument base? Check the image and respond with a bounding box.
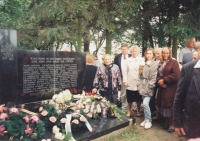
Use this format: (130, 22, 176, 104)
(38, 115, 135, 141)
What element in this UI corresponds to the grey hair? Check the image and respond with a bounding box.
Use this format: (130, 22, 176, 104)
(102, 54, 111, 60)
(130, 45, 140, 53)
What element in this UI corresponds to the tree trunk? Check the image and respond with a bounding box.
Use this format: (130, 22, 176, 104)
(167, 35, 172, 47)
(142, 37, 147, 56)
(172, 37, 178, 58)
(172, 0, 179, 59)
(105, 30, 112, 54)
(77, 15, 82, 52)
(83, 40, 89, 52)
(83, 30, 90, 52)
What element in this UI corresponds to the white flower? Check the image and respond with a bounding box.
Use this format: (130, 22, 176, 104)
(52, 94, 58, 100)
(85, 98, 91, 103)
(41, 139, 51, 141)
(52, 126, 60, 134)
(97, 108, 101, 113)
(86, 105, 90, 110)
(62, 91, 72, 102)
(56, 94, 64, 103)
(55, 132, 65, 140)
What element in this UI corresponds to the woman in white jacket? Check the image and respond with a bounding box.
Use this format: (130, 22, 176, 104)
(123, 46, 145, 117)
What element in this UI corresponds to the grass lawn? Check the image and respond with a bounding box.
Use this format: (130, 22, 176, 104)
(106, 126, 140, 141)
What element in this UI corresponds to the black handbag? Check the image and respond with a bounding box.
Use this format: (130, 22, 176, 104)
(117, 98, 122, 108)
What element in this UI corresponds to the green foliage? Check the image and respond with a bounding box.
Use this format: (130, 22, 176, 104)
(1, 0, 200, 56)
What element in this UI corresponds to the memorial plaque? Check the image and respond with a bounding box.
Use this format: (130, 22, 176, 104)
(0, 30, 18, 104)
(17, 50, 85, 104)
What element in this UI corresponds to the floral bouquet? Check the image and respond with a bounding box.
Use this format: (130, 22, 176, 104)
(39, 90, 91, 140)
(0, 104, 45, 141)
(39, 90, 124, 141)
(73, 94, 124, 120)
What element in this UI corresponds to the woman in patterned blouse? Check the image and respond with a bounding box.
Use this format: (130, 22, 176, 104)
(92, 54, 122, 104)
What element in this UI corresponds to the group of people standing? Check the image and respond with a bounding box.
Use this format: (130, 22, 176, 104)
(114, 44, 180, 131)
(82, 38, 200, 140)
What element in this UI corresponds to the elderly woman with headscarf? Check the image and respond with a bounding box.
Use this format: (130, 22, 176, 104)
(157, 47, 180, 132)
(92, 54, 122, 104)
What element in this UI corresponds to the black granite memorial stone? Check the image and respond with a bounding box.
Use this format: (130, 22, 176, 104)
(17, 50, 85, 104)
(0, 30, 18, 104)
(35, 115, 132, 141)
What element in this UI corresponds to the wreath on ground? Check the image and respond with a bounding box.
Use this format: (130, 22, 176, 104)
(0, 104, 45, 141)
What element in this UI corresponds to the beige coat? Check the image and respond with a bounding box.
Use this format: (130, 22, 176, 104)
(138, 61, 159, 96)
(123, 56, 145, 91)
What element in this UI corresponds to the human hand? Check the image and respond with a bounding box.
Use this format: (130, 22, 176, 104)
(175, 128, 186, 137)
(124, 82, 128, 88)
(158, 79, 167, 88)
(160, 84, 167, 88)
(92, 88, 97, 93)
(158, 79, 164, 85)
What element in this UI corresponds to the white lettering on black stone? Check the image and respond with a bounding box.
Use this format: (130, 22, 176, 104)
(23, 57, 78, 93)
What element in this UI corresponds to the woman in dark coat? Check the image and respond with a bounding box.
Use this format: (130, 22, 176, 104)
(157, 47, 180, 132)
(82, 55, 98, 92)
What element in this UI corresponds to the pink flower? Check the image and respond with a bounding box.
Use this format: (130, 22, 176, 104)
(55, 106, 59, 110)
(49, 100, 55, 105)
(49, 116, 57, 123)
(70, 102, 75, 107)
(25, 125, 32, 135)
(83, 109, 89, 113)
(87, 113, 92, 118)
(78, 103, 84, 109)
(39, 107, 43, 112)
(30, 115, 39, 123)
(9, 108, 19, 114)
(72, 113, 77, 117)
(75, 110, 80, 114)
(57, 110, 62, 115)
(60, 118, 66, 123)
(80, 116, 86, 122)
(41, 110, 48, 116)
(0, 125, 5, 136)
(0, 113, 8, 121)
(23, 115, 30, 123)
(72, 119, 79, 124)
(0, 105, 6, 113)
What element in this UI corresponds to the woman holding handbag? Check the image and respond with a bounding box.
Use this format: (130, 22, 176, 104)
(92, 54, 122, 105)
(138, 48, 159, 129)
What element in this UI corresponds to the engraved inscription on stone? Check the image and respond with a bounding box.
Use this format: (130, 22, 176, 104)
(0, 43, 14, 60)
(22, 57, 78, 94)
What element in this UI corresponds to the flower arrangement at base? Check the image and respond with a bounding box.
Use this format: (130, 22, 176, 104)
(39, 89, 91, 141)
(73, 94, 124, 120)
(0, 104, 45, 141)
(39, 90, 124, 141)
